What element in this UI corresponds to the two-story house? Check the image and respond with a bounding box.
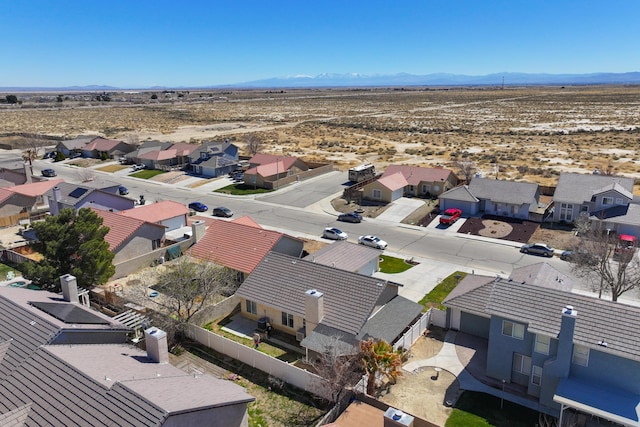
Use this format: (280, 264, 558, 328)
(188, 140, 239, 177)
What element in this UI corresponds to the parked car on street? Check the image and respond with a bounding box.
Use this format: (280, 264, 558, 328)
(41, 168, 57, 177)
(43, 151, 56, 159)
(322, 227, 348, 240)
(188, 202, 208, 212)
(338, 212, 363, 223)
(212, 207, 233, 218)
(520, 242, 554, 257)
(358, 235, 387, 249)
(118, 185, 129, 195)
(439, 208, 462, 226)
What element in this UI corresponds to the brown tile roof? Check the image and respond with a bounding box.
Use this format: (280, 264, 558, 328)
(8, 179, 64, 197)
(139, 148, 177, 161)
(328, 400, 386, 427)
(376, 171, 408, 191)
(118, 200, 188, 224)
(189, 218, 298, 273)
(92, 208, 147, 251)
(383, 164, 455, 186)
(83, 137, 123, 151)
(237, 252, 398, 336)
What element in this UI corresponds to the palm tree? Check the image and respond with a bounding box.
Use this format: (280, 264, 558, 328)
(360, 338, 403, 395)
(22, 148, 38, 175)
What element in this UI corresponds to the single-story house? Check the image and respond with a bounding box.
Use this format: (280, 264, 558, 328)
(189, 216, 304, 279)
(0, 279, 254, 426)
(188, 140, 239, 177)
(553, 172, 640, 237)
(303, 240, 381, 276)
(0, 179, 64, 227)
(439, 177, 546, 221)
(47, 183, 136, 215)
(55, 135, 98, 156)
(236, 252, 423, 359)
(117, 200, 190, 232)
(442, 273, 640, 423)
(81, 137, 135, 160)
(243, 154, 310, 189)
(136, 142, 200, 170)
(361, 165, 457, 203)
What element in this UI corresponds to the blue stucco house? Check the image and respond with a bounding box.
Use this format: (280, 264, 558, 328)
(443, 275, 640, 426)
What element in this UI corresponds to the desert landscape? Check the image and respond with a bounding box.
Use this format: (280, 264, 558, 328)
(1, 85, 640, 186)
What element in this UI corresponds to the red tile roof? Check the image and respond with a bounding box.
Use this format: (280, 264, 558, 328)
(118, 200, 188, 224)
(0, 188, 13, 204)
(189, 217, 291, 273)
(83, 137, 123, 152)
(169, 142, 199, 156)
(92, 208, 146, 251)
(231, 216, 261, 228)
(245, 160, 287, 178)
(376, 172, 408, 191)
(382, 164, 454, 186)
(139, 148, 177, 161)
(8, 179, 65, 197)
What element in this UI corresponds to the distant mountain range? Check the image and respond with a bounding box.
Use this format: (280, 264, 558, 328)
(3, 72, 640, 91)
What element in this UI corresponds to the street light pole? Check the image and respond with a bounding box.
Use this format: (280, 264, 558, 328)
(500, 379, 506, 409)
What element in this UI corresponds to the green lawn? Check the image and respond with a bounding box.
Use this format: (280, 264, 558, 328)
(215, 184, 273, 195)
(418, 271, 467, 311)
(446, 391, 540, 427)
(130, 170, 166, 179)
(0, 263, 21, 280)
(378, 255, 415, 274)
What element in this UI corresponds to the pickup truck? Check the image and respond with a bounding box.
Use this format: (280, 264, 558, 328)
(439, 208, 462, 226)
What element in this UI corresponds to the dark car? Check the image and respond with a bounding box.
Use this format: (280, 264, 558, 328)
(41, 168, 57, 177)
(338, 212, 363, 223)
(212, 207, 233, 218)
(43, 151, 56, 159)
(520, 242, 554, 257)
(188, 202, 208, 212)
(118, 185, 129, 195)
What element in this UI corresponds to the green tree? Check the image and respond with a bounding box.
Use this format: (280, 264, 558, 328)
(360, 338, 404, 395)
(23, 208, 114, 291)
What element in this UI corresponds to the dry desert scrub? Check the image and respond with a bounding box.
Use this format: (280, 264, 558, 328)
(2, 86, 640, 186)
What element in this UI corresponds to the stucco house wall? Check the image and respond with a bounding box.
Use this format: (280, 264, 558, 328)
(111, 223, 166, 264)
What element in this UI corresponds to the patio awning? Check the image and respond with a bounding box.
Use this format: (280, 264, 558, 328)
(554, 377, 640, 427)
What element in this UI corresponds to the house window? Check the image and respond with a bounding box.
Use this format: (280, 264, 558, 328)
(531, 365, 543, 386)
(560, 203, 574, 221)
(422, 184, 430, 193)
(245, 300, 257, 315)
(152, 239, 161, 250)
(572, 344, 589, 366)
(616, 198, 624, 205)
(512, 353, 531, 375)
(511, 205, 517, 215)
(580, 205, 589, 213)
(534, 334, 550, 355)
(281, 311, 294, 328)
(372, 189, 381, 199)
(602, 197, 613, 206)
(502, 320, 525, 339)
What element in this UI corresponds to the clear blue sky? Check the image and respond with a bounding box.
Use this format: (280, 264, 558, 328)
(2, 1, 639, 88)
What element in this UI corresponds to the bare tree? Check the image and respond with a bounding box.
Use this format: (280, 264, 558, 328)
(454, 159, 477, 184)
(243, 134, 262, 156)
(567, 226, 640, 301)
(311, 336, 363, 403)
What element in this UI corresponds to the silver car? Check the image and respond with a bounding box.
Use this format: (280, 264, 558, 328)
(322, 227, 348, 240)
(358, 235, 388, 249)
(520, 243, 554, 257)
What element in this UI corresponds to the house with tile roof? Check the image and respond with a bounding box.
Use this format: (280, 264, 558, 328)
(189, 216, 304, 278)
(236, 252, 423, 358)
(303, 240, 381, 276)
(92, 208, 166, 264)
(553, 172, 640, 237)
(243, 153, 311, 189)
(442, 274, 640, 424)
(0, 277, 254, 427)
(188, 140, 239, 177)
(360, 165, 457, 203)
(118, 200, 189, 232)
(47, 183, 136, 215)
(0, 179, 64, 227)
(135, 142, 200, 170)
(439, 177, 547, 221)
(55, 135, 98, 157)
(81, 136, 135, 160)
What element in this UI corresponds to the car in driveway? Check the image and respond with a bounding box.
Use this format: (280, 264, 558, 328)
(439, 208, 462, 226)
(43, 151, 56, 159)
(358, 235, 387, 249)
(212, 207, 233, 218)
(41, 168, 57, 177)
(188, 202, 208, 212)
(322, 227, 348, 240)
(520, 242, 554, 257)
(118, 185, 129, 195)
(338, 212, 363, 223)
(132, 164, 145, 171)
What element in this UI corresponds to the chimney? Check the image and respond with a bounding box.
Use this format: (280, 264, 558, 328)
(144, 327, 169, 364)
(304, 289, 324, 333)
(383, 407, 414, 427)
(191, 219, 206, 243)
(60, 274, 79, 303)
(49, 186, 62, 216)
(556, 305, 578, 377)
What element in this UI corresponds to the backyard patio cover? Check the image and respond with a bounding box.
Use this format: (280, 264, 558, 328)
(554, 377, 640, 427)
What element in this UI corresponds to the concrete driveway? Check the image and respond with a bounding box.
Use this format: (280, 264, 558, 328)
(375, 198, 426, 222)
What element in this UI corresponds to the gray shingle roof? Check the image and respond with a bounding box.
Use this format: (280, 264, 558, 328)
(508, 262, 573, 291)
(590, 203, 640, 226)
(445, 277, 640, 361)
(357, 296, 423, 343)
(469, 177, 538, 206)
(237, 252, 400, 336)
(554, 172, 634, 204)
(438, 185, 479, 202)
(303, 241, 380, 273)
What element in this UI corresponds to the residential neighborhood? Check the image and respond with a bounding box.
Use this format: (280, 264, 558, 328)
(1, 137, 639, 427)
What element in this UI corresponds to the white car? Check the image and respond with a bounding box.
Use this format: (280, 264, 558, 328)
(322, 227, 348, 240)
(358, 235, 388, 249)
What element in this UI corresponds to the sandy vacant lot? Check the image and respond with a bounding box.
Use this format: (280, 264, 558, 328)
(2, 85, 640, 186)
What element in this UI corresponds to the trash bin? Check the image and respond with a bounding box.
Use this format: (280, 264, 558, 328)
(258, 317, 268, 331)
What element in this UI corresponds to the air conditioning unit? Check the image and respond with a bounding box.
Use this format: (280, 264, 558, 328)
(296, 331, 305, 342)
